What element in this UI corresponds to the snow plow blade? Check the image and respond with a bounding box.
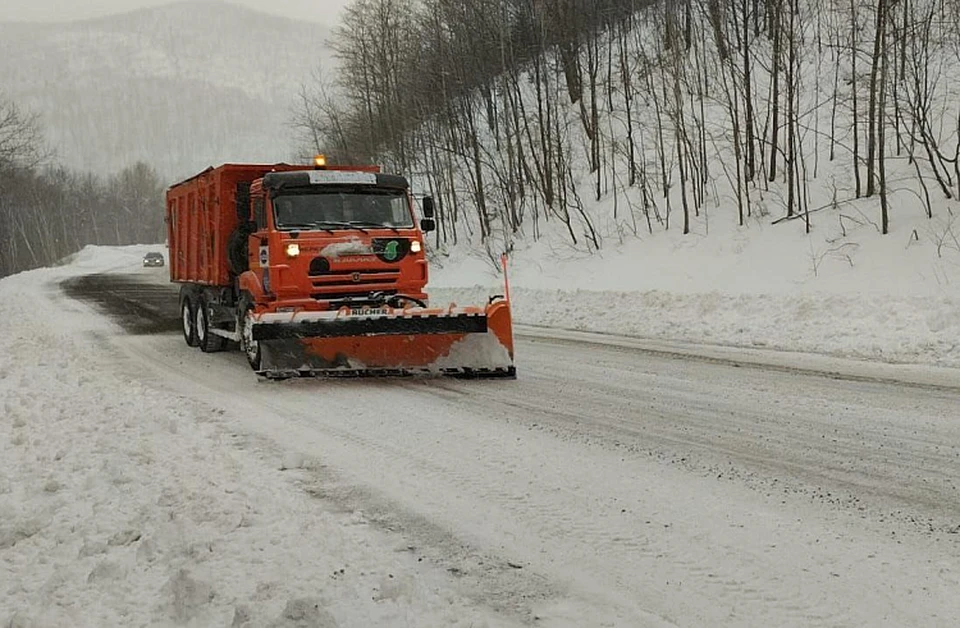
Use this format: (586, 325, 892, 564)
(250, 299, 515, 379)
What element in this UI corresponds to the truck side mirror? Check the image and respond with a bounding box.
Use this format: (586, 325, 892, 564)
(421, 218, 436, 233)
(422, 196, 436, 218)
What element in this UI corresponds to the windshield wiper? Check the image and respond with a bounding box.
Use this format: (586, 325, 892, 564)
(347, 221, 401, 233)
(287, 221, 402, 234)
(314, 221, 370, 233)
(280, 223, 334, 234)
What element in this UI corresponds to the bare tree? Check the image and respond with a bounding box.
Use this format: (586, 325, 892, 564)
(1, 97, 166, 278)
(0, 96, 44, 171)
(290, 0, 960, 256)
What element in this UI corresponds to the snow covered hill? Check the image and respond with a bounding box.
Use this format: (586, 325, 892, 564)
(0, 1, 333, 179)
(313, 0, 959, 336)
(428, 195, 960, 368)
(387, 0, 960, 368)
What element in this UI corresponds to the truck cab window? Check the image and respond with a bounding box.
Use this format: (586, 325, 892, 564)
(273, 188, 414, 230)
(253, 197, 267, 229)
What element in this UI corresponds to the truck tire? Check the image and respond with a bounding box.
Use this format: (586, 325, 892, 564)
(181, 296, 199, 347)
(196, 297, 227, 353)
(238, 295, 261, 371)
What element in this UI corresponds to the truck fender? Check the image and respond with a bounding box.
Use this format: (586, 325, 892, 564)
(238, 271, 265, 301)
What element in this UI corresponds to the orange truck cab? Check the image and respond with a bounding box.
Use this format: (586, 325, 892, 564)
(166, 161, 514, 379)
(244, 167, 432, 311)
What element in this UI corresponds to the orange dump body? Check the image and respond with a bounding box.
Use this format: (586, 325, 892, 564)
(166, 164, 313, 287)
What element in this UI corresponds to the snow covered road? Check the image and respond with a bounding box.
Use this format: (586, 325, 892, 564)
(3, 251, 960, 627)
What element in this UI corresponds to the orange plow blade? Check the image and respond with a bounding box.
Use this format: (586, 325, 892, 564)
(250, 299, 515, 379)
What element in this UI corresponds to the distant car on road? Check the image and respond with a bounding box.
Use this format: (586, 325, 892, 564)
(142, 252, 165, 267)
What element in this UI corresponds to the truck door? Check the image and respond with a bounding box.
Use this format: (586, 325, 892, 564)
(249, 194, 270, 294)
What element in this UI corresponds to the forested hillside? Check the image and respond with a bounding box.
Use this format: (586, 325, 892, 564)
(299, 0, 960, 267)
(0, 1, 332, 180)
(0, 1, 335, 279)
(0, 97, 166, 278)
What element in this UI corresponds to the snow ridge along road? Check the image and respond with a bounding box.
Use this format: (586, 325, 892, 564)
(3, 255, 959, 627)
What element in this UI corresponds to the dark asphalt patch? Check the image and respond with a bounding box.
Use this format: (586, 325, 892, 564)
(61, 274, 181, 336)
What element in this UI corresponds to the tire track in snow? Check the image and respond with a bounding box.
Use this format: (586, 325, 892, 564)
(110, 334, 917, 628)
(432, 338, 960, 535)
(98, 334, 579, 625)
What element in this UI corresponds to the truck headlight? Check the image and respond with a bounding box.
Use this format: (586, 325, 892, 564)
(286, 243, 300, 258)
(410, 240, 422, 253)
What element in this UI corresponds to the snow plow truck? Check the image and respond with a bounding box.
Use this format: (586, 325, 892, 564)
(166, 159, 515, 379)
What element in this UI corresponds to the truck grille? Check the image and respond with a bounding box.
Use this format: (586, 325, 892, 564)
(310, 268, 400, 304)
(311, 269, 400, 290)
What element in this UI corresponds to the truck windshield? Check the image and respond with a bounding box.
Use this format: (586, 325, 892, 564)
(273, 187, 414, 231)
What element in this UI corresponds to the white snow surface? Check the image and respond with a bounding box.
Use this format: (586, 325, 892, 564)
(2, 245, 960, 627)
(429, 332, 514, 371)
(0, 246, 520, 627)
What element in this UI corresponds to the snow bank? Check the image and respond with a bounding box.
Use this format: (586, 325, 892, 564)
(429, 211, 960, 368)
(432, 286, 960, 368)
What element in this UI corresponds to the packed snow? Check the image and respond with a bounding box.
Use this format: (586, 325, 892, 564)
(0, 246, 522, 627)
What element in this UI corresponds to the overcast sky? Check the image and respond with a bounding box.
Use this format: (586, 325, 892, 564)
(2, 0, 351, 24)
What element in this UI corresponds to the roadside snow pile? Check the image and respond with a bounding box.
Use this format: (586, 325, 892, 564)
(430, 213, 960, 369)
(0, 250, 516, 627)
(433, 286, 960, 368)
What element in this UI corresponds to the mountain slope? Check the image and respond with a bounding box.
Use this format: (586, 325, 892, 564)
(0, 1, 333, 180)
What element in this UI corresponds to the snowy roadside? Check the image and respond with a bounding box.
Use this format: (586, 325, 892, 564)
(0, 248, 518, 627)
(51, 244, 960, 371)
(426, 207, 960, 370)
(429, 285, 960, 369)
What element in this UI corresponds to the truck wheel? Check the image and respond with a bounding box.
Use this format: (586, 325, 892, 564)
(181, 297, 199, 347)
(196, 298, 227, 353)
(239, 298, 261, 371)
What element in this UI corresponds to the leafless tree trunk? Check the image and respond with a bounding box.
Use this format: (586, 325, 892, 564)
(786, 0, 798, 218)
(877, 0, 890, 233)
(850, 0, 863, 197)
(742, 0, 758, 180)
(768, 0, 782, 183)
(866, 0, 888, 198)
